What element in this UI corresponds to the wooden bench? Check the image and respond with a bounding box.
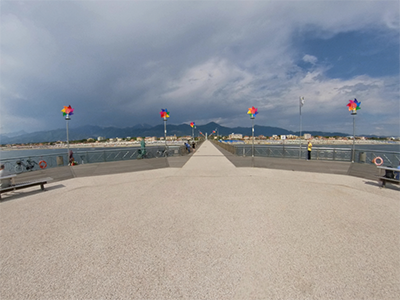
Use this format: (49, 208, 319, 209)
(377, 166, 400, 188)
(0, 177, 47, 200)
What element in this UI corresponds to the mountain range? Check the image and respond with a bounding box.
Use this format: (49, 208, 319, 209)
(0, 122, 356, 145)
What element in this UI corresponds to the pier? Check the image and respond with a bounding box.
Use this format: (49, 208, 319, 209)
(1, 141, 399, 299)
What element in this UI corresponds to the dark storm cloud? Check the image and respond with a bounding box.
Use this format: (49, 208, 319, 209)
(1, 1, 399, 136)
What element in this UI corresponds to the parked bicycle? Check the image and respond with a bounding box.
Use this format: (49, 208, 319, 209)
(156, 148, 169, 158)
(15, 158, 38, 173)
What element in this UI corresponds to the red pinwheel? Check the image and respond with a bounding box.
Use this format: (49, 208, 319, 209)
(61, 105, 74, 118)
(347, 99, 361, 113)
(160, 109, 170, 119)
(247, 106, 258, 118)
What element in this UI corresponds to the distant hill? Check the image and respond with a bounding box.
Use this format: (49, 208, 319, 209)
(0, 122, 359, 145)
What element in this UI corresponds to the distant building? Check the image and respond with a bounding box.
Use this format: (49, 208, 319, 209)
(97, 136, 106, 141)
(166, 135, 177, 141)
(145, 136, 157, 142)
(303, 133, 312, 139)
(229, 133, 243, 139)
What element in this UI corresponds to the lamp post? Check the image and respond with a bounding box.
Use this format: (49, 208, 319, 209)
(346, 99, 361, 163)
(247, 106, 258, 157)
(160, 109, 169, 151)
(299, 96, 305, 158)
(61, 105, 74, 165)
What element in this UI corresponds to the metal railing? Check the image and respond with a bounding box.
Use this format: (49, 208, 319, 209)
(1, 145, 187, 174)
(220, 142, 399, 166)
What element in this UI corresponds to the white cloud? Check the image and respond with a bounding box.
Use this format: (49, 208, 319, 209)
(302, 54, 318, 65)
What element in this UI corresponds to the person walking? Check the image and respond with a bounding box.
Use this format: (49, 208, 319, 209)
(307, 140, 313, 160)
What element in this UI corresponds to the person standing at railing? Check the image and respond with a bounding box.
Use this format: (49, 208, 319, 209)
(307, 141, 313, 160)
(185, 142, 191, 153)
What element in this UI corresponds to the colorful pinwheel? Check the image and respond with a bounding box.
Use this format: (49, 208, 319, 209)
(61, 105, 74, 117)
(247, 106, 258, 118)
(160, 109, 169, 119)
(347, 99, 361, 112)
(190, 122, 195, 128)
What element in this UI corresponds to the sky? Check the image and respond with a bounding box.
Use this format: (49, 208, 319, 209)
(1, 0, 399, 137)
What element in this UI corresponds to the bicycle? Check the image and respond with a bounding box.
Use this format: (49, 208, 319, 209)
(156, 148, 168, 158)
(14, 158, 38, 173)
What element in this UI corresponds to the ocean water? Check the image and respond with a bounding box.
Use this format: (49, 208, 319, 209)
(1, 143, 399, 161)
(302, 144, 400, 152)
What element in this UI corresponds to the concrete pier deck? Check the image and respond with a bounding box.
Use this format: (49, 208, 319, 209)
(1, 141, 399, 299)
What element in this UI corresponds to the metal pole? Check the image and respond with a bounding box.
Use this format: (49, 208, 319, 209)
(299, 97, 304, 159)
(352, 114, 355, 163)
(66, 118, 70, 164)
(299, 103, 302, 158)
(252, 117, 255, 157)
(164, 119, 167, 150)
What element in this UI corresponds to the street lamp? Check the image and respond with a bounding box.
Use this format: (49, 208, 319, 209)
(160, 109, 169, 150)
(247, 106, 258, 157)
(299, 96, 305, 158)
(346, 98, 361, 163)
(61, 105, 74, 165)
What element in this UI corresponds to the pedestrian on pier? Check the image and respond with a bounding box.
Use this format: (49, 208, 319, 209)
(307, 141, 312, 160)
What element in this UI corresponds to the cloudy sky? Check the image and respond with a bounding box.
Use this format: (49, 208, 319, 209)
(1, 0, 399, 136)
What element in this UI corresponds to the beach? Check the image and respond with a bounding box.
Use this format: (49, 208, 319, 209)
(1, 141, 399, 299)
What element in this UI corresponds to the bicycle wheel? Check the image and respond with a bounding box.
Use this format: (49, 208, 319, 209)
(14, 164, 23, 173)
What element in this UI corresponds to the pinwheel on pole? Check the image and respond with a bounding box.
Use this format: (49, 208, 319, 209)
(247, 106, 258, 157)
(160, 109, 169, 150)
(346, 98, 361, 163)
(61, 105, 74, 165)
(190, 122, 196, 142)
(209, 129, 217, 138)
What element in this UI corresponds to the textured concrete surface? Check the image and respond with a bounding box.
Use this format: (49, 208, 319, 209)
(1, 141, 399, 299)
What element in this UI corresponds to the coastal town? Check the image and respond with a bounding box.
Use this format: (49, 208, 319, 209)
(1, 133, 399, 150)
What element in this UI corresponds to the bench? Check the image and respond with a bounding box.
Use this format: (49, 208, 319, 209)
(377, 166, 400, 188)
(0, 179, 47, 200)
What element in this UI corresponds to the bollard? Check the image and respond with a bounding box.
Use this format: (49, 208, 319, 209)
(359, 152, 366, 163)
(56, 156, 64, 166)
